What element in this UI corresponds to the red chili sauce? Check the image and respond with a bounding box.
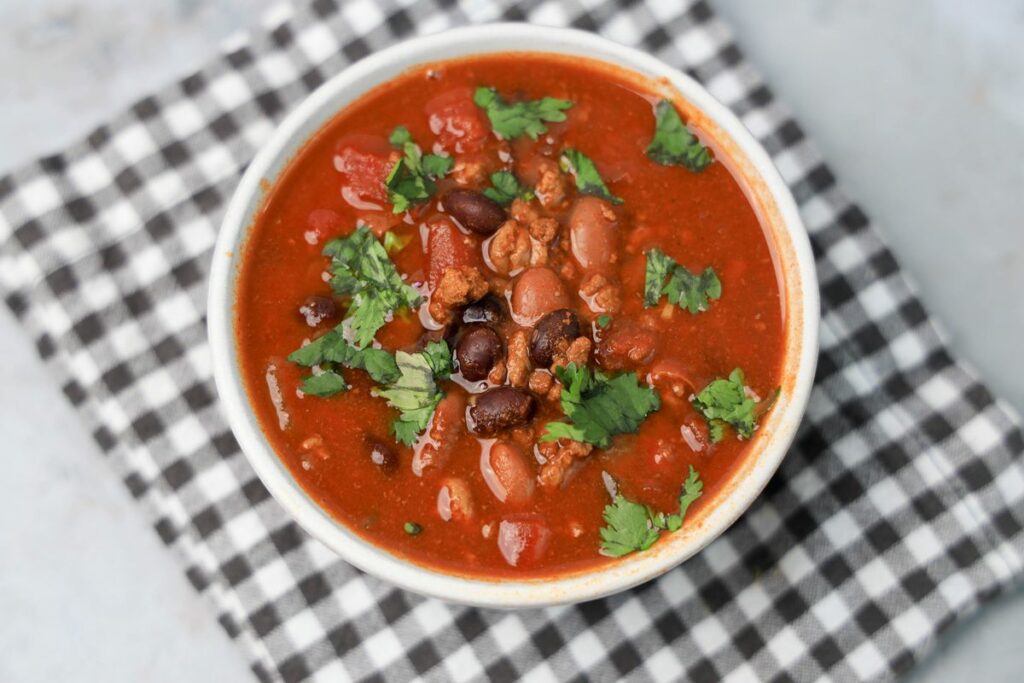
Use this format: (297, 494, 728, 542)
(236, 54, 784, 578)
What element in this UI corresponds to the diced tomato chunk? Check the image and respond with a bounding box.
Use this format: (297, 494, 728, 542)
(334, 136, 392, 206)
(425, 216, 483, 288)
(497, 516, 551, 568)
(426, 87, 489, 154)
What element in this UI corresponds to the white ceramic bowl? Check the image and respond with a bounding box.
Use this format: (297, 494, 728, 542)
(208, 23, 819, 608)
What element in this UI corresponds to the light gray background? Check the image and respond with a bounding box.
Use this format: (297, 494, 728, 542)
(0, 1, 1021, 681)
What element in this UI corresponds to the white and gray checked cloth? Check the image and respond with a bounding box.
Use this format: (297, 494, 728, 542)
(2, 1, 1023, 681)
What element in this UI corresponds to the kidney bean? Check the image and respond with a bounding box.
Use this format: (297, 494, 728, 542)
(298, 295, 337, 327)
(412, 393, 466, 476)
(510, 267, 570, 326)
(366, 438, 398, 474)
(442, 189, 507, 235)
(468, 387, 537, 436)
(569, 196, 618, 270)
(529, 309, 581, 366)
(481, 441, 536, 505)
(462, 294, 505, 325)
(456, 325, 503, 381)
(497, 515, 551, 567)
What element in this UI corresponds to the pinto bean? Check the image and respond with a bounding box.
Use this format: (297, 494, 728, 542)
(529, 309, 581, 366)
(462, 294, 505, 325)
(509, 267, 570, 326)
(456, 325, 503, 381)
(437, 477, 475, 522)
(569, 196, 618, 270)
(468, 387, 537, 436)
(481, 441, 535, 505)
(442, 189, 507, 235)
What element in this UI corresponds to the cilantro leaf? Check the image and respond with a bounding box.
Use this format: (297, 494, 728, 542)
(376, 342, 453, 446)
(288, 326, 401, 390)
(693, 368, 777, 442)
(382, 230, 411, 254)
(600, 495, 661, 557)
(473, 86, 573, 140)
(600, 466, 704, 556)
(654, 466, 704, 532)
(644, 248, 721, 314)
(421, 154, 454, 179)
(559, 149, 623, 205)
(321, 227, 422, 348)
(596, 314, 611, 329)
(482, 170, 534, 205)
(385, 126, 452, 213)
(299, 371, 348, 397)
(646, 99, 713, 172)
(541, 364, 660, 448)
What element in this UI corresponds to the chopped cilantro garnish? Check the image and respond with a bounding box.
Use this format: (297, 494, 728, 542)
(595, 314, 611, 329)
(404, 522, 423, 536)
(288, 327, 400, 384)
(299, 371, 348, 397)
(321, 227, 422, 348)
(559, 149, 623, 204)
(693, 368, 777, 442)
(385, 126, 452, 213)
(646, 99, 713, 172)
(644, 248, 721, 314)
(540, 364, 660, 448)
(600, 495, 660, 556)
(600, 466, 703, 556)
(382, 230, 411, 254)
(482, 170, 534, 205)
(473, 86, 573, 140)
(376, 341, 454, 446)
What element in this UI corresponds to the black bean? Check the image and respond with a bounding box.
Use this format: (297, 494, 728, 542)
(442, 189, 507, 235)
(456, 325, 503, 382)
(468, 387, 537, 436)
(462, 294, 505, 325)
(529, 309, 581, 366)
(367, 438, 398, 474)
(298, 295, 337, 328)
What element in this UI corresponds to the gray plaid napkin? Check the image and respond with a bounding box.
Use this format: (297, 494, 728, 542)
(2, 1, 1023, 681)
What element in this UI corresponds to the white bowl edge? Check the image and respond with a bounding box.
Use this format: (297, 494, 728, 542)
(207, 23, 820, 608)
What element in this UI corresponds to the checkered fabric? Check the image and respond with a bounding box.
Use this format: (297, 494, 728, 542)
(2, 0, 1023, 681)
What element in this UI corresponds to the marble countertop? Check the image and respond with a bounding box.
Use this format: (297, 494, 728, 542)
(1, 1, 1021, 681)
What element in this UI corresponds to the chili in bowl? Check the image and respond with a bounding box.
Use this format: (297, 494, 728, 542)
(208, 24, 819, 607)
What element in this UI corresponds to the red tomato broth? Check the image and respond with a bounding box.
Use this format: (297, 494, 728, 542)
(235, 54, 785, 578)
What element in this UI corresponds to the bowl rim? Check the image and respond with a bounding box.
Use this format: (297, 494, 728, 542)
(208, 22, 819, 608)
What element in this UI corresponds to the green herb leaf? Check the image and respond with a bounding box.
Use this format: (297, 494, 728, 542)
(559, 149, 623, 204)
(377, 342, 453, 446)
(600, 495, 661, 557)
(404, 522, 423, 536)
(595, 314, 611, 329)
(288, 328, 401, 384)
(600, 467, 704, 556)
(482, 170, 534, 205)
(692, 368, 778, 442)
(644, 248, 721, 314)
(421, 154, 454, 179)
(299, 371, 348, 397)
(473, 86, 573, 140)
(385, 126, 452, 213)
(646, 99, 713, 172)
(541, 364, 660, 448)
(382, 230, 411, 254)
(321, 227, 422, 348)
